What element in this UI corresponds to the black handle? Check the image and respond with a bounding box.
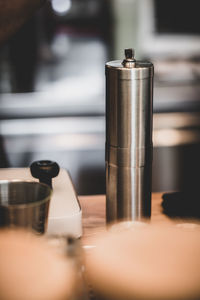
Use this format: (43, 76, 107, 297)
(30, 160, 60, 188)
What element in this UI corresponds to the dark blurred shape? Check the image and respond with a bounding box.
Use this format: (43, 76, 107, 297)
(77, 166, 105, 195)
(0, 0, 111, 93)
(8, 17, 38, 93)
(155, 0, 200, 35)
(162, 192, 200, 219)
(0, 0, 109, 195)
(0, 136, 9, 168)
(153, 112, 200, 194)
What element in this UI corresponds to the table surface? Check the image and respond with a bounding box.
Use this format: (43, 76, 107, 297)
(78, 193, 180, 244)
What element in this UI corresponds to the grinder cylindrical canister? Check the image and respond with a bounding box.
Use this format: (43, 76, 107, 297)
(106, 48, 154, 223)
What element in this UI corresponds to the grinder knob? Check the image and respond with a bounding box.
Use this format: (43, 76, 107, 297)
(30, 160, 60, 188)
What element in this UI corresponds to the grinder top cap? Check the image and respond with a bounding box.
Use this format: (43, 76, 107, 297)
(106, 48, 154, 80)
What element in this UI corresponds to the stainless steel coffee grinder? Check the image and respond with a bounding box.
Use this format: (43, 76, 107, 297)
(106, 49, 154, 223)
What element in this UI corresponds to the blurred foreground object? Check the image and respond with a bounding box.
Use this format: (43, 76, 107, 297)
(85, 223, 200, 300)
(0, 229, 76, 300)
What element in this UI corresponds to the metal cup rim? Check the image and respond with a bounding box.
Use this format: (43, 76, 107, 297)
(0, 180, 52, 209)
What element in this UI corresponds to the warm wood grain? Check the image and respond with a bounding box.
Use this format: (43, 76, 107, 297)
(79, 195, 106, 241)
(79, 193, 174, 243)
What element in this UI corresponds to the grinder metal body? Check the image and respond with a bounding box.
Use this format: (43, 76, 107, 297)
(106, 49, 154, 223)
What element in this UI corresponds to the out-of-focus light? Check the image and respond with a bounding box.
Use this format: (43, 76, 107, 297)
(51, 0, 72, 15)
(153, 129, 199, 147)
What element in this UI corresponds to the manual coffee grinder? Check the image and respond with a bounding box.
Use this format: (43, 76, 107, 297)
(106, 48, 154, 223)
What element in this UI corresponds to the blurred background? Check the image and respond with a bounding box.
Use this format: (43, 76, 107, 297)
(0, 0, 200, 195)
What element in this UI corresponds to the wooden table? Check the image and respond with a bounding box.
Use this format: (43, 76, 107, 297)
(79, 193, 176, 243)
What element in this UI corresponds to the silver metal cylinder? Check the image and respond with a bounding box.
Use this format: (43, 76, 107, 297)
(106, 49, 154, 223)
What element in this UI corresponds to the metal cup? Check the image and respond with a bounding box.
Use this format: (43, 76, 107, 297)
(0, 181, 52, 234)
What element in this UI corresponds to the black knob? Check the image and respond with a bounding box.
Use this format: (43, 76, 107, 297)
(30, 160, 60, 188)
